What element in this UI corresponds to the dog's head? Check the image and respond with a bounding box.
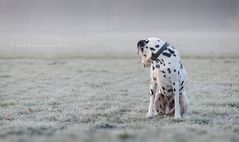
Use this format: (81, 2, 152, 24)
(137, 40, 153, 67)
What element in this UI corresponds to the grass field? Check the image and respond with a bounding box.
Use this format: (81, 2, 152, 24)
(0, 57, 239, 142)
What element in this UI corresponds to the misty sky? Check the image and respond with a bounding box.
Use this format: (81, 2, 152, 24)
(0, 0, 238, 33)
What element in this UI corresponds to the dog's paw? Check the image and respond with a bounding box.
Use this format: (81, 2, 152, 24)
(145, 112, 154, 119)
(174, 114, 182, 119)
(154, 111, 159, 117)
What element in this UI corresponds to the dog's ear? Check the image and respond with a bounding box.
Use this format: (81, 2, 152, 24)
(137, 40, 146, 48)
(137, 40, 146, 53)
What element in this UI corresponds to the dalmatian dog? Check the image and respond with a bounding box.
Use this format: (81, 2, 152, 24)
(137, 37, 189, 119)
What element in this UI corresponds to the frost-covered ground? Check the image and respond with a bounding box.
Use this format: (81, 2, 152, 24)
(0, 57, 239, 142)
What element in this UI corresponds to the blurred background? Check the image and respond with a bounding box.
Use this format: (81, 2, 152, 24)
(0, 0, 238, 58)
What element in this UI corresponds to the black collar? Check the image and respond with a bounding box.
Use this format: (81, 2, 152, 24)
(151, 42, 169, 60)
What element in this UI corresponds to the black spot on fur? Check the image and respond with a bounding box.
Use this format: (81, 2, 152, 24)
(174, 69, 176, 72)
(155, 45, 159, 48)
(156, 59, 162, 63)
(156, 64, 160, 68)
(161, 71, 166, 73)
(173, 54, 176, 57)
(145, 46, 148, 49)
(180, 86, 184, 90)
(167, 48, 175, 54)
(167, 68, 171, 74)
(181, 81, 184, 86)
(173, 88, 176, 92)
(179, 93, 182, 95)
(150, 89, 154, 95)
(150, 47, 155, 51)
(158, 60, 163, 64)
(164, 75, 166, 78)
(152, 66, 155, 70)
(168, 89, 173, 92)
(145, 40, 149, 44)
(178, 71, 180, 75)
(181, 64, 183, 69)
(162, 52, 171, 57)
(173, 82, 175, 85)
(139, 48, 144, 52)
(162, 87, 166, 90)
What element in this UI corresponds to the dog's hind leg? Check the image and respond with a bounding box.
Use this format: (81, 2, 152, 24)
(154, 92, 165, 116)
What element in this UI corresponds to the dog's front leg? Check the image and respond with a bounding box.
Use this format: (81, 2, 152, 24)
(174, 82, 181, 118)
(146, 81, 157, 118)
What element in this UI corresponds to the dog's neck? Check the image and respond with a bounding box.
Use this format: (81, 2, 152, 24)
(145, 41, 168, 61)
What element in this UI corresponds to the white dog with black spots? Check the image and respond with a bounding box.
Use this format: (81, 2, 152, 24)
(137, 37, 189, 119)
